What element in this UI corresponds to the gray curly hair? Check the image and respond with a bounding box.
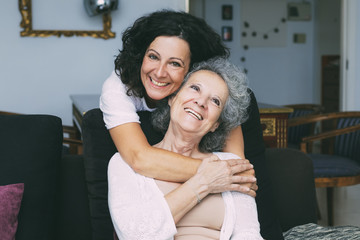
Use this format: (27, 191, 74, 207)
(151, 57, 250, 152)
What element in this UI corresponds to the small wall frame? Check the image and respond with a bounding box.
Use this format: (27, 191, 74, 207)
(222, 5, 233, 20)
(18, 0, 116, 39)
(222, 26, 233, 41)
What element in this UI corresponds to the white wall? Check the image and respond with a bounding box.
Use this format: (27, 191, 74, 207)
(0, 0, 186, 125)
(196, 0, 316, 105)
(1, 0, 358, 126)
(341, 0, 360, 111)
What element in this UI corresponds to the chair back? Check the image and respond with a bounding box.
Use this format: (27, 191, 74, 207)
(334, 116, 360, 162)
(285, 104, 324, 148)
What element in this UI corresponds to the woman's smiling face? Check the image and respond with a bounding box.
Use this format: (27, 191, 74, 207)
(141, 36, 191, 106)
(169, 70, 229, 136)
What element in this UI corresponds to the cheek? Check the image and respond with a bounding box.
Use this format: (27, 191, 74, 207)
(173, 71, 187, 84)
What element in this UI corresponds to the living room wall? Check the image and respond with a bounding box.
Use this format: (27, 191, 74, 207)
(191, 0, 328, 106)
(1, 0, 358, 126)
(0, 0, 186, 125)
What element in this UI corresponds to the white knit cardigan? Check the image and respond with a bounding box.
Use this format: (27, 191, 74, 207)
(108, 152, 263, 240)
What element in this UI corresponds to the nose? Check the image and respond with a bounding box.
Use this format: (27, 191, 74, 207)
(154, 62, 168, 78)
(195, 97, 207, 109)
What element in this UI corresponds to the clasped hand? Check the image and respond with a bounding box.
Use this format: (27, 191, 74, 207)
(195, 155, 258, 197)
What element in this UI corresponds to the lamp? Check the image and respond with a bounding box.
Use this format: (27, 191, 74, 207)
(84, 0, 118, 16)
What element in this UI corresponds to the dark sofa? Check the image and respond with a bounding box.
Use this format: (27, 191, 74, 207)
(0, 114, 91, 240)
(0, 111, 318, 240)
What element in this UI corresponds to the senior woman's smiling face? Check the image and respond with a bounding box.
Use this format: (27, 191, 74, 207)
(168, 70, 229, 136)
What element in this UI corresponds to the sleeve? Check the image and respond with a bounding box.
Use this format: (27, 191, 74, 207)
(215, 152, 262, 239)
(230, 192, 263, 239)
(100, 71, 141, 129)
(108, 153, 177, 240)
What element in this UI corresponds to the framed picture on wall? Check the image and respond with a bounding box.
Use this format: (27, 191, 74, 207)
(222, 26, 233, 41)
(222, 5, 233, 20)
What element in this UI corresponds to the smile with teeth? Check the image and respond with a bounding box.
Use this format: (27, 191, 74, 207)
(150, 77, 169, 87)
(185, 108, 203, 120)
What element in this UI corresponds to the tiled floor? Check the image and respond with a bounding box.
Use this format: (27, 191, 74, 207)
(316, 184, 360, 227)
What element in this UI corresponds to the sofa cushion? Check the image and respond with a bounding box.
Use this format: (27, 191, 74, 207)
(0, 114, 63, 240)
(265, 148, 317, 232)
(55, 154, 92, 240)
(0, 183, 24, 240)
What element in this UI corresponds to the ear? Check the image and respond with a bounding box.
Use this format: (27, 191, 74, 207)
(210, 122, 220, 132)
(168, 94, 176, 107)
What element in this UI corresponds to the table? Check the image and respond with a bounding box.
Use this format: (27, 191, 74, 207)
(70, 94, 293, 148)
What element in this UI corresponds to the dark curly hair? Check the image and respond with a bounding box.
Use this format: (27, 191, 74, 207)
(114, 9, 229, 98)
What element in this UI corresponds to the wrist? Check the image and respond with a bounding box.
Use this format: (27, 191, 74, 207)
(186, 176, 209, 203)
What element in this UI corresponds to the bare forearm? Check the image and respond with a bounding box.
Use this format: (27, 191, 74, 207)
(110, 123, 201, 182)
(133, 147, 201, 181)
(165, 179, 207, 223)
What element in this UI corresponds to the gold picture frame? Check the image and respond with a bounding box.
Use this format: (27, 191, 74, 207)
(18, 0, 115, 39)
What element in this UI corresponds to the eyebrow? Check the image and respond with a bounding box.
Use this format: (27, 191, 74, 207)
(147, 49, 186, 66)
(191, 81, 224, 105)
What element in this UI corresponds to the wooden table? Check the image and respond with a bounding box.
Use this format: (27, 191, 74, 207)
(70, 94, 293, 148)
(258, 103, 293, 148)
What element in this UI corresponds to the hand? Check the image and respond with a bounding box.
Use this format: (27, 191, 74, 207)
(194, 155, 256, 196)
(232, 161, 258, 197)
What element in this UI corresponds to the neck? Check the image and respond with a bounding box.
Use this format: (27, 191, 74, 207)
(153, 123, 203, 158)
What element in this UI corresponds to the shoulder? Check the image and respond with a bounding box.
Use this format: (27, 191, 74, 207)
(102, 70, 126, 92)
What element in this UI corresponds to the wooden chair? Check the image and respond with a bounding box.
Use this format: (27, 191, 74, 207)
(284, 104, 324, 149)
(0, 111, 83, 154)
(288, 111, 360, 226)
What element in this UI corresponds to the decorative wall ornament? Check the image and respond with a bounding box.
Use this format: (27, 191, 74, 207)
(240, 0, 287, 73)
(18, 0, 116, 39)
(240, 0, 287, 47)
(84, 0, 118, 17)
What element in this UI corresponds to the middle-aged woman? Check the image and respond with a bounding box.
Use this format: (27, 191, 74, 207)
(100, 10, 283, 239)
(108, 58, 263, 239)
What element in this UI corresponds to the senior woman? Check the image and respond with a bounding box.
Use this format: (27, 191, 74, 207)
(108, 58, 263, 239)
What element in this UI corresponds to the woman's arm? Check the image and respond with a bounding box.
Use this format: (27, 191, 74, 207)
(110, 122, 199, 181)
(223, 125, 246, 158)
(109, 122, 254, 183)
(161, 156, 254, 223)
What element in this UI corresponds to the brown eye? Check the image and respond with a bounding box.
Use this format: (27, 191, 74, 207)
(170, 61, 181, 67)
(190, 85, 200, 91)
(148, 54, 158, 60)
(212, 98, 220, 106)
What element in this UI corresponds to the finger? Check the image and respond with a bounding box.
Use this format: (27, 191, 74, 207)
(226, 158, 249, 166)
(251, 182, 258, 191)
(231, 175, 257, 183)
(234, 168, 255, 177)
(230, 163, 254, 175)
(229, 184, 257, 197)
